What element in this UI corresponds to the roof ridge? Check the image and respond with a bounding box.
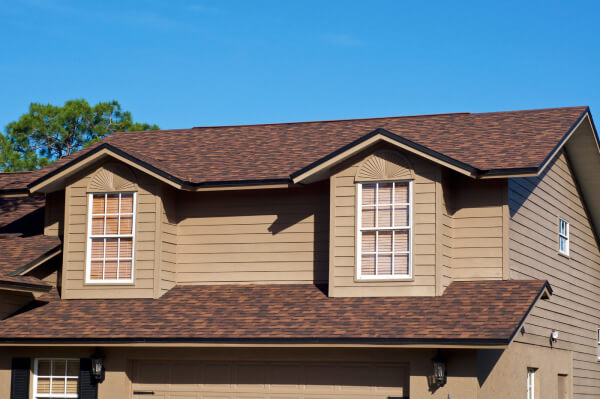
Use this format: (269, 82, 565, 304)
(191, 112, 471, 129)
(470, 105, 588, 116)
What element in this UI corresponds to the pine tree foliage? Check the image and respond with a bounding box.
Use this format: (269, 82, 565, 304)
(0, 99, 159, 171)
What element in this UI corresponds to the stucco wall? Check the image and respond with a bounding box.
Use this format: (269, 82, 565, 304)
(0, 343, 574, 399)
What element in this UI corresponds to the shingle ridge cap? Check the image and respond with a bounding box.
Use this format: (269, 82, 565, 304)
(470, 105, 588, 116)
(190, 112, 472, 129)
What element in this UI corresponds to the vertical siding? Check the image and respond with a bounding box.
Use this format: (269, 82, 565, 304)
(509, 151, 600, 398)
(175, 183, 329, 285)
(61, 161, 159, 299)
(448, 175, 506, 281)
(330, 147, 439, 297)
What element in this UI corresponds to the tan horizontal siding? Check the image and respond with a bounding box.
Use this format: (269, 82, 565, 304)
(175, 183, 329, 285)
(444, 173, 506, 284)
(160, 186, 177, 294)
(330, 146, 438, 297)
(509, 151, 600, 398)
(44, 190, 64, 236)
(61, 161, 160, 299)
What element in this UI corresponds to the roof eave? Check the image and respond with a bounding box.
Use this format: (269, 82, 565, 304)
(9, 246, 62, 277)
(0, 280, 52, 294)
(532, 107, 592, 178)
(28, 108, 592, 191)
(28, 144, 188, 193)
(0, 337, 510, 349)
(28, 144, 296, 194)
(291, 109, 591, 184)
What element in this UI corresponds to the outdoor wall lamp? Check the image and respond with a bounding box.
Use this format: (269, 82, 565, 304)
(90, 349, 105, 382)
(551, 330, 559, 343)
(432, 350, 447, 387)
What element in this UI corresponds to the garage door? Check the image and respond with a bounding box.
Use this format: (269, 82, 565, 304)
(131, 360, 409, 399)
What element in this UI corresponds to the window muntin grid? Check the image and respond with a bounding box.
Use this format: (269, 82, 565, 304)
(86, 192, 136, 283)
(33, 358, 79, 399)
(558, 218, 569, 256)
(357, 181, 412, 279)
(597, 328, 600, 360)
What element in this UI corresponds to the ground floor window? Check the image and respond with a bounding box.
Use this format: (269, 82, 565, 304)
(527, 367, 536, 399)
(34, 359, 79, 398)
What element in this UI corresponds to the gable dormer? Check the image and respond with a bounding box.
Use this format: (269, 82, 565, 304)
(60, 159, 175, 299)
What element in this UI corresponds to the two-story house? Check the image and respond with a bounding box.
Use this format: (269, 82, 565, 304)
(0, 106, 598, 399)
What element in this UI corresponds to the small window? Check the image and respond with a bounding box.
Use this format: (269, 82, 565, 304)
(86, 192, 136, 283)
(357, 181, 412, 279)
(597, 329, 600, 360)
(527, 368, 536, 399)
(558, 218, 569, 256)
(33, 359, 79, 399)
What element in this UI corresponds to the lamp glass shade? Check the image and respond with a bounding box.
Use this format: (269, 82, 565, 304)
(433, 360, 446, 385)
(91, 357, 103, 378)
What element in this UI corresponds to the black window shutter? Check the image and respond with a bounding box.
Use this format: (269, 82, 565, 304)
(10, 357, 30, 399)
(79, 358, 98, 399)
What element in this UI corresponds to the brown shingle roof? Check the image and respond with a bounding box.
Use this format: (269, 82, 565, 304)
(0, 196, 61, 277)
(21, 106, 589, 189)
(0, 172, 36, 192)
(0, 235, 61, 277)
(0, 196, 45, 232)
(0, 280, 548, 344)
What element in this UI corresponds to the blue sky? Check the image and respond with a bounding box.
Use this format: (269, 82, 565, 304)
(1, 0, 599, 130)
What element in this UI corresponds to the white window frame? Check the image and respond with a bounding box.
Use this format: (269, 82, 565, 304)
(527, 367, 536, 399)
(356, 180, 413, 280)
(33, 358, 79, 399)
(558, 217, 569, 256)
(85, 192, 136, 284)
(597, 328, 600, 360)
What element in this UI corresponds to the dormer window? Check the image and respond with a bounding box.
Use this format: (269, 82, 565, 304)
(558, 218, 569, 256)
(357, 181, 412, 279)
(86, 192, 136, 283)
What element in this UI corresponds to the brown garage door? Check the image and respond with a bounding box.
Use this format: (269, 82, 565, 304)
(131, 360, 409, 399)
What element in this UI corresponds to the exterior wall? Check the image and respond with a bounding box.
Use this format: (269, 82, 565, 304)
(44, 190, 64, 236)
(444, 172, 508, 283)
(329, 145, 440, 297)
(160, 186, 177, 294)
(0, 291, 34, 319)
(61, 159, 165, 299)
(57, 158, 330, 298)
(478, 341, 573, 399)
(440, 172, 453, 291)
(175, 182, 329, 285)
(328, 144, 508, 297)
(509, 150, 600, 398)
(0, 346, 481, 399)
(0, 341, 577, 399)
(25, 254, 61, 287)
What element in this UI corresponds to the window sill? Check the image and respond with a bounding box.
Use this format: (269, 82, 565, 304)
(354, 276, 414, 283)
(557, 251, 571, 259)
(84, 281, 135, 286)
